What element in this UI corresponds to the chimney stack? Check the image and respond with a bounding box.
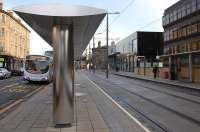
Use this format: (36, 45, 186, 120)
(0, 0, 3, 10)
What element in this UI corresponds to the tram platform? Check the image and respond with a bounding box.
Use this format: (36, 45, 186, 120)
(0, 72, 147, 132)
(111, 71, 200, 90)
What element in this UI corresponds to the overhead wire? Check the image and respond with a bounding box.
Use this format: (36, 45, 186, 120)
(100, 0, 136, 33)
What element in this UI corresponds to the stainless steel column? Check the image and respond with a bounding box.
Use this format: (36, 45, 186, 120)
(52, 25, 74, 126)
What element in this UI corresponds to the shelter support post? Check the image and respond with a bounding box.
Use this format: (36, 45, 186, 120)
(52, 25, 74, 127)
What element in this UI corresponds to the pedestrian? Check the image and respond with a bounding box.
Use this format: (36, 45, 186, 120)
(153, 66, 158, 79)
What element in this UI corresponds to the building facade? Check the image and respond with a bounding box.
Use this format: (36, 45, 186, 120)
(0, 1, 30, 73)
(162, 0, 200, 83)
(92, 46, 107, 70)
(109, 31, 163, 76)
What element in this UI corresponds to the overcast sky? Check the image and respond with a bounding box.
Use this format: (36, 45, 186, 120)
(4, 0, 179, 55)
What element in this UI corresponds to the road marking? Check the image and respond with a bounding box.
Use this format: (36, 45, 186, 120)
(0, 83, 19, 92)
(0, 99, 23, 115)
(0, 84, 50, 116)
(84, 75, 151, 132)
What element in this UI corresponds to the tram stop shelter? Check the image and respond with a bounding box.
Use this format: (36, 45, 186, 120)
(13, 4, 106, 127)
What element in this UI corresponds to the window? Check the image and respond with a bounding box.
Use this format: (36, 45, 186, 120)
(173, 30, 178, 39)
(0, 43, 4, 52)
(164, 47, 169, 55)
(166, 14, 170, 25)
(169, 30, 173, 40)
(187, 42, 192, 52)
(178, 29, 182, 38)
(173, 10, 177, 21)
(182, 27, 187, 37)
(166, 30, 170, 41)
(181, 6, 186, 17)
(191, 23, 198, 34)
(164, 32, 167, 41)
(170, 13, 174, 23)
(191, 41, 198, 51)
(198, 41, 200, 50)
(197, 0, 200, 10)
(180, 55, 189, 67)
(187, 43, 191, 52)
(191, 1, 197, 13)
(172, 46, 177, 54)
(193, 54, 200, 65)
(0, 28, 5, 37)
(177, 8, 182, 19)
(162, 16, 166, 26)
(187, 25, 191, 35)
(0, 14, 5, 23)
(198, 22, 200, 32)
(169, 47, 173, 54)
(180, 44, 187, 52)
(177, 45, 180, 53)
(186, 3, 191, 15)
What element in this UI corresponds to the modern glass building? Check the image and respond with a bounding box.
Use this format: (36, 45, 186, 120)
(108, 31, 163, 75)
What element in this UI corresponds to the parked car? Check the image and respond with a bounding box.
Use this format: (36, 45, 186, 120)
(0, 68, 11, 79)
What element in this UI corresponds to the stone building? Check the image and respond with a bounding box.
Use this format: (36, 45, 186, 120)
(0, 1, 30, 74)
(92, 46, 107, 70)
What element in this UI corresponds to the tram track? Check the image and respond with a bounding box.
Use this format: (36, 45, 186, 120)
(86, 72, 200, 132)
(117, 77, 200, 105)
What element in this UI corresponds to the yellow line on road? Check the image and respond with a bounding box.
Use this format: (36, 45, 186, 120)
(0, 99, 23, 115)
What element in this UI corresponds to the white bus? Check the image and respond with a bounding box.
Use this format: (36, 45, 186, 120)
(24, 55, 53, 83)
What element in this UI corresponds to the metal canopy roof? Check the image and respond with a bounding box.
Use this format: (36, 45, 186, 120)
(13, 5, 106, 58)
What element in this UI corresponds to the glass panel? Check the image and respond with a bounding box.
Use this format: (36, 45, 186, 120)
(198, 41, 200, 50)
(186, 3, 191, 15)
(170, 13, 174, 23)
(0, 28, 5, 37)
(182, 27, 187, 37)
(198, 22, 200, 32)
(193, 54, 200, 65)
(178, 29, 182, 38)
(182, 6, 186, 17)
(191, 23, 198, 34)
(0, 14, 5, 23)
(166, 30, 170, 41)
(162, 16, 165, 26)
(25, 60, 49, 74)
(187, 25, 191, 35)
(177, 8, 182, 19)
(173, 30, 178, 39)
(166, 14, 170, 25)
(197, 0, 200, 10)
(191, 41, 198, 51)
(170, 29, 173, 40)
(173, 10, 177, 21)
(191, 1, 197, 12)
(164, 32, 167, 41)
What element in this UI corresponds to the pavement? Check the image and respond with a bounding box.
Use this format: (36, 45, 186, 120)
(111, 71, 200, 90)
(0, 72, 148, 132)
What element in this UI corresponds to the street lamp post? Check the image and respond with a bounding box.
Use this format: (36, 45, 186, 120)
(106, 12, 120, 79)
